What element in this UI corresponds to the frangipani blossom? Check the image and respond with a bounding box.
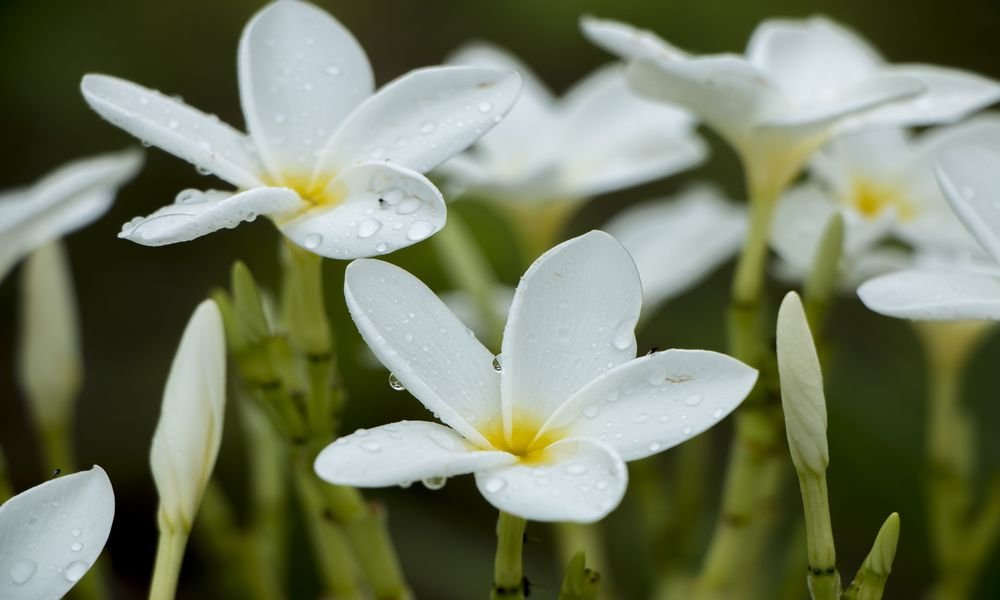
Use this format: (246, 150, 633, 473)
(0, 149, 142, 283)
(859, 143, 1000, 320)
(81, 0, 520, 259)
(0, 466, 114, 599)
(439, 43, 706, 201)
(315, 231, 757, 522)
(605, 186, 746, 312)
(772, 120, 1000, 286)
(582, 15, 1000, 191)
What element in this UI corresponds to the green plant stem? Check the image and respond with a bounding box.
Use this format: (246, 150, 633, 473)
(797, 474, 840, 599)
(554, 523, 613, 599)
(559, 551, 601, 600)
(492, 512, 527, 600)
(843, 513, 900, 600)
(431, 209, 506, 349)
(148, 517, 190, 600)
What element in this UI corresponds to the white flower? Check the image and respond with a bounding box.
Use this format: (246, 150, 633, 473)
(0, 149, 142, 283)
(0, 466, 114, 599)
(315, 231, 757, 522)
(438, 42, 705, 201)
(582, 15, 1000, 190)
(604, 185, 746, 312)
(771, 119, 1000, 286)
(80, 0, 521, 259)
(858, 142, 1000, 320)
(18, 241, 82, 432)
(151, 300, 226, 532)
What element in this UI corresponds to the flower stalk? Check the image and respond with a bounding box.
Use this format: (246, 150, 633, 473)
(559, 552, 601, 600)
(492, 511, 528, 600)
(148, 517, 190, 600)
(843, 513, 901, 600)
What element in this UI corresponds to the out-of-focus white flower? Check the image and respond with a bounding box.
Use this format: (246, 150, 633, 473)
(439, 43, 706, 201)
(772, 120, 1000, 286)
(151, 300, 226, 532)
(315, 231, 757, 522)
(0, 466, 114, 599)
(81, 0, 521, 259)
(0, 149, 142, 283)
(605, 185, 746, 312)
(18, 241, 82, 432)
(582, 15, 1000, 191)
(859, 143, 1000, 320)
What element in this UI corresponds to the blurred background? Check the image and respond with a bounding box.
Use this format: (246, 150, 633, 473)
(1, 0, 999, 598)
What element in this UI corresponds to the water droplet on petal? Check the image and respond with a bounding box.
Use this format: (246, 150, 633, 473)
(10, 559, 37, 585)
(358, 218, 382, 238)
(396, 198, 422, 215)
(303, 233, 323, 249)
(612, 320, 634, 350)
(582, 405, 600, 418)
(388, 373, 405, 391)
(712, 408, 725, 419)
(325, 65, 341, 76)
(682, 426, 693, 436)
(406, 221, 435, 241)
(567, 464, 588, 475)
(64, 561, 90, 583)
(422, 476, 447, 490)
(419, 121, 436, 134)
(376, 242, 390, 253)
(174, 188, 203, 204)
(361, 441, 381, 453)
(492, 354, 503, 372)
(478, 102, 492, 113)
(71, 542, 84, 552)
(632, 413, 651, 424)
(685, 394, 703, 407)
(483, 477, 506, 493)
(167, 119, 180, 129)
(71, 528, 82, 538)
(648, 441, 663, 452)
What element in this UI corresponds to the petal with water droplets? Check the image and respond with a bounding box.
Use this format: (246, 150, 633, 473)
(238, 0, 373, 180)
(314, 421, 515, 487)
(936, 144, 1000, 263)
(474, 438, 627, 523)
(277, 161, 445, 259)
(119, 187, 304, 246)
(0, 466, 114, 600)
(858, 268, 1000, 321)
(538, 350, 757, 461)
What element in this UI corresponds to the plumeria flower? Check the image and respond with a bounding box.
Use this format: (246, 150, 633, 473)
(438, 42, 706, 201)
(772, 119, 1000, 287)
(858, 141, 1000, 320)
(604, 185, 746, 313)
(80, 0, 520, 259)
(582, 15, 1000, 192)
(0, 149, 142, 283)
(315, 231, 757, 522)
(0, 466, 114, 599)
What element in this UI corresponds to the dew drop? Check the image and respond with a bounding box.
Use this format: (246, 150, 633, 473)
(478, 101, 492, 113)
(419, 121, 436, 134)
(71, 542, 84, 552)
(492, 354, 503, 372)
(358, 218, 382, 238)
(648, 441, 664, 452)
(406, 221, 435, 241)
(396, 198, 422, 215)
(303, 233, 323, 249)
(422, 476, 447, 490)
(483, 477, 506, 493)
(174, 188, 202, 204)
(684, 394, 703, 407)
(712, 408, 725, 419)
(375, 242, 390, 253)
(388, 373, 405, 391)
(71, 528, 82, 538)
(167, 119, 180, 130)
(360, 441, 381, 453)
(325, 65, 341, 76)
(682, 426, 693, 436)
(582, 405, 600, 419)
(612, 321, 633, 350)
(64, 561, 89, 583)
(9, 559, 37, 585)
(632, 413, 651, 424)
(566, 464, 588, 475)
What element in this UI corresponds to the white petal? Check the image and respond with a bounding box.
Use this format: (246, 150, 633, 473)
(474, 438, 627, 523)
(446, 43, 557, 162)
(343, 258, 500, 447)
(314, 421, 515, 487)
(605, 186, 745, 309)
(317, 67, 522, 175)
(500, 231, 642, 439)
(860, 65, 1000, 127)
(0, 149, 143, 282)
(81, 75, 261, 188)
(625, 56, 784, 150)
(0, 466, 114, 599)
(277, 162, 445, 259)
(150, 301, 226, 530)
(554, 65, 706, 198)
(746, 17, 883, 108)
(238, 0, 373, 180)
(537, 350, 757, 461)
(858, 268, 1000, 321)
(119, 187, 304, 246)
(935, 145, 1000, 263)
(580, 16, 689, 62)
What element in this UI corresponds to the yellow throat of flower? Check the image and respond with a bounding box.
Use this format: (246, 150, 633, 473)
(479, 408, 565, 464)
(268, 172, 347, 212)
(849, 178, 915, 221)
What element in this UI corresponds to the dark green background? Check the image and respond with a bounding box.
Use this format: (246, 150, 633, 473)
(1, 0, 998, 598)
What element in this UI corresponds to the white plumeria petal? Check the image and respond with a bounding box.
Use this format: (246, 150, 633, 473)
(580, 16, 689, 62)
(277, 162, 445, 259)
(446, 43, 556, 161)
(238, 0, 373, 181)
(150, 301, 226, 530)
(344, 258, 500, 447)
(500, 231, 642, 439)
(119, 187, 304, 246)
(81, 75, 261, 188)
(0, 149, 142, 283)
(605, 186, 746, 310)
(536, 350, 757, 461)
(554, 65, 706, 198)
(317, 67, 521, 175)
(858, 268, 1000, 320)
(935, 145, 1000, 263)
(745, 17, 883, 107)
(0, 466, 114, 599)
(859, 65, 1000, 128)
(314, 421, 515, 487)
(474, 438, 627, 523)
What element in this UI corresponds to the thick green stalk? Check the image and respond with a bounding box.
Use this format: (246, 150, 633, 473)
(559, 552, 601, 600)
(148, 515, 190, 600)
(553, 523, 613, 599)
(492, 512, 527, 600)
(798, 475, 840, 599)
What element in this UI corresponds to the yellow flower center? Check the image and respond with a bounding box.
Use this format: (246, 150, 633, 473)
(478, 408, 567, 465)
(848, 179, 915, 221)
(265, 172, 347, 222)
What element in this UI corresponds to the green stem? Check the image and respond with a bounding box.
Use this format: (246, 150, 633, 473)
(554, 523, 613, 599)
(148, 517, 190, 600)
(559, 551, 601, 600)
(730, 177, 780, 307)
(492, 512, 527, 600)
(798, 474, 840, 600)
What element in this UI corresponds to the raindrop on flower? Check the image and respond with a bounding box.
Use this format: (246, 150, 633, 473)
(632, 413, 651, 424)
(360, 441, 381, 453)
(419, 121, 436, 134)
(483, 477, 506, 493)
(491, 354, 503, 372)
(9, 559, 37, 585)
(422, 476, 447, 490)
(357, 218, 382, 238)
(396, 198, 421, 215)
(685, 394, 703, 406)
(325, 65, 341, 76)
(376, 242, 390, 253)
(64, 561, 90, 583)
(71, 542, 84, 552)
(406, 220, 434, 241)
(566, 464, 588, 475)
(167, 119, 179, 129)
(388, 373, 405, 391)
(303, 233, 323, 249)
(478, 101, 492, 113)
(582, 404, 600, 418)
